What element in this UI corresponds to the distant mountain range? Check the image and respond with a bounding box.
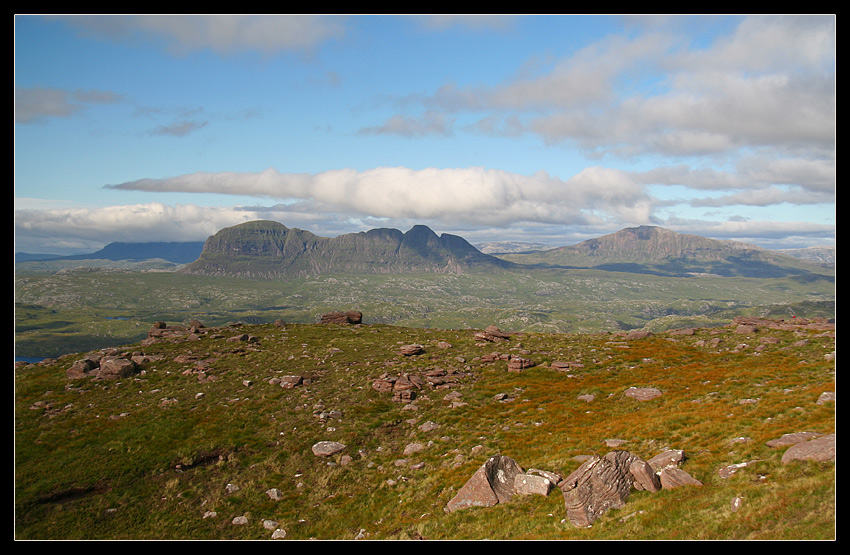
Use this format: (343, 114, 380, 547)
(16, 222, 834, 281)
(179, 220, 516, 278)
(15, 241, 204, 264)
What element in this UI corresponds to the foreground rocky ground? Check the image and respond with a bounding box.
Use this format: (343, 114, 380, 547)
(15, 315, 835, 540)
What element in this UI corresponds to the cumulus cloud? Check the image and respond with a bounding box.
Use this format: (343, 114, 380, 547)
(378, 15, 835, 162)
(106, 166, 655, 228)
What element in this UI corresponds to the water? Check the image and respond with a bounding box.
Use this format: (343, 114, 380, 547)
(15, 356, 46, 364)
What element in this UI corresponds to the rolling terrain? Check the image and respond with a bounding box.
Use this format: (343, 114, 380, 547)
(14, 222, 834, 360)
(15, 316, 835, 539)
(14, 221, 836, 539)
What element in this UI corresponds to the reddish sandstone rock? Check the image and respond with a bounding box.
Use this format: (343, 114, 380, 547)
(446, 455, 524, 512)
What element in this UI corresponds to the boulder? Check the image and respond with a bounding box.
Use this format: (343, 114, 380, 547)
(507, 355, 535, 372)
(311, 441, 347, 457)
(629, 459, 661, 492)
(96, 357, 138, 380)
(66, 358, 97, 379)
(647, 449, 686, 471)
(780, 433, 835, 464)
(559, 451, 646, 528)
(473, 325, 511, 343)
(766, 431, 821, 448)
(658, 467, 703, 489)
(399, 344, 425, 356)
(446, 454, 524, 512)
(320, 311, 362, 325)
(514, 473, 554, 496)
(624, 387, 663, 401)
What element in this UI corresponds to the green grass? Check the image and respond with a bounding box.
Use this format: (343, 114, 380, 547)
(14, 268, 834, 358)
(15, 318, 835, 540)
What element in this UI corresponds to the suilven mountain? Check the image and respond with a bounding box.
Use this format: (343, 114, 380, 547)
(179, 220, 516, 278)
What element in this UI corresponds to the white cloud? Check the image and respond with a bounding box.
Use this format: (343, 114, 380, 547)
(106, 166, 654, 228)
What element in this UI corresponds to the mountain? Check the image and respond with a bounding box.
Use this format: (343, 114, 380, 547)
(498, 225, 833, 279)
(59, 241, 205, 263)
(16, 242, 205, 264)
(774, 246, 835, 267)
(179, 220, 517, 278)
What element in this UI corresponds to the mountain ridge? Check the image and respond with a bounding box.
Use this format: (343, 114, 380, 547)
(179, 220, 517, 278)
(497, 225, 832, 279)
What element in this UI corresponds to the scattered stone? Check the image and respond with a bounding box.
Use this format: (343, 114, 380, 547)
(271, 529, 287, 539)
(403, 442, 425, 455)
(817, 392, 835, 404)
(312, 441, 347, 457)
(577, 394, 595, 402)
(399, 344, 425, 356)
(731, 496, 744, 513)
(718, 460, 760, 479)
(279, 375, 303, 389)
(232, 516, 248, 525)
(419, 421, 440, 432)
(266, 488, 284, 501)
(263, 519, 279, 530)
(624, 387, 662, 401)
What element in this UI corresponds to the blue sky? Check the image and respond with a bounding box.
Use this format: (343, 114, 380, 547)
(14, 14, 835, 255)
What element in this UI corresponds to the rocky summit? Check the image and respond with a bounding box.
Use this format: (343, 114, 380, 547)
(179, 220, 516, 279)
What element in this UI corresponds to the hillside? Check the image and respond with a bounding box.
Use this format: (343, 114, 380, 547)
(180, 220, 516, 278)
(498, 226, 832, 279)
(15, 317, 835, 540)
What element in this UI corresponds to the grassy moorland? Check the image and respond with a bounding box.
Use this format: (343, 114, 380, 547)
(14, 316, 834, 540)
(14, 267, 834, 359)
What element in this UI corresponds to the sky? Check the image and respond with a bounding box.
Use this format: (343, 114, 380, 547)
(14, 14, 836, 255)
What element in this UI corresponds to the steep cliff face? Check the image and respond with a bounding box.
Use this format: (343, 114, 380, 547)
(179, 220, 515, 278)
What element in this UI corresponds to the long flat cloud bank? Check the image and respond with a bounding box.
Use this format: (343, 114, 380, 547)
(107, 166, 655, 228)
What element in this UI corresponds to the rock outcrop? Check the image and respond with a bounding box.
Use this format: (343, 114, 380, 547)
(320, 311, 363, 325)
(447, 449, 702, 527)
